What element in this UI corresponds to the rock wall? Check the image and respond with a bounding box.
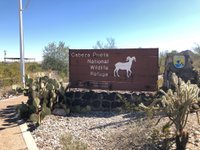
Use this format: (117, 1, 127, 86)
(65, 91, 154, 111)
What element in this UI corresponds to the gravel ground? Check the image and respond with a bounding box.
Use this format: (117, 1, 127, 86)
(32, 112, 149, 150)
(31, 112, 200, 150)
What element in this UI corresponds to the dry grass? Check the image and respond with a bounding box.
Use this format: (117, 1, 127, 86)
(107, 117, 171, 150)
(0, 86, 13, 97)
(157, 75, 164, 89)
(60, 133, 87, 150)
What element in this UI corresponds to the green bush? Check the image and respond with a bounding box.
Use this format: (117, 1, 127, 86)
(0, 62, 43, 88)
(0, 62, 21, 87)
(26, 62, 42, 73)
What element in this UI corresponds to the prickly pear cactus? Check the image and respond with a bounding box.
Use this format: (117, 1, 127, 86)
(17, 75, 69, 125)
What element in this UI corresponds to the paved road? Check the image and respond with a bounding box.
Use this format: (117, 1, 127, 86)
(0, 96, 28, 150)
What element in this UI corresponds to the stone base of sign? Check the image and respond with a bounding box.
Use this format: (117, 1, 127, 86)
(65, 91, 154, 112)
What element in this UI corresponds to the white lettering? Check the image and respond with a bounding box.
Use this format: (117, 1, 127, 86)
(87, 59, 109, 64)
(92, 52, 109, 58)
(90, 71, 108, 77)
(90, 65, 109, 71)
(71, 52, 90, 58)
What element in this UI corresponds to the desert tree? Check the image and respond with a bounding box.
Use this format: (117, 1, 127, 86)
(193, 43, 200, 55)
(93, 37, 116, 49)
(42, 41, 69, 77)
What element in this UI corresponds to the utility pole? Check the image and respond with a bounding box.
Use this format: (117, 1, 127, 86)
(19, 0, 25, 87)
(4, 50, 6, 63)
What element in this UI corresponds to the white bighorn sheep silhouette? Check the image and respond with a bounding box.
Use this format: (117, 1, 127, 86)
(114, 56, 136, 78)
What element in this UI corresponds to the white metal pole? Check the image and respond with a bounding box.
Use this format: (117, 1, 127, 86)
(19, 0, 25, 87)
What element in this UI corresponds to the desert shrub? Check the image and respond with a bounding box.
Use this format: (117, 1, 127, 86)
(26, 62, 42, 73)
(118, 95, 138, 112)
(60, 133, 87, 150)
(159, 50, 168, 74)
(192, 54, 200, 72)
(157, 75, 164, 89)
(0, 62, 21, 87)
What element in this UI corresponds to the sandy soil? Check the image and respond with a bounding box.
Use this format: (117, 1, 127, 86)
(0, 96, 28, 150)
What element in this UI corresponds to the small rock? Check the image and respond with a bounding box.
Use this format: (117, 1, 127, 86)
(192, 103, 200, 110)
(195, 138, 200, 142)
(194, 139, 199, 143)
(194, 130, 200, 135)
(52, 108, 68, 116)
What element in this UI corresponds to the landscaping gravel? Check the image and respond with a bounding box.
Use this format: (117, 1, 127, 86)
(31, 112, 200, 150)
(32, 112, 148, 150)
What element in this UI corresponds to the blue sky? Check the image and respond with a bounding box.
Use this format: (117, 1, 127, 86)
(0, 0, 200, 61)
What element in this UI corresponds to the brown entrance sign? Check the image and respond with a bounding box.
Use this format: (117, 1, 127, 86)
(69, 48, 158, 91)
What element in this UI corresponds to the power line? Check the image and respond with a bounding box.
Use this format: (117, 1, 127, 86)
(24, 0, 31, 10)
